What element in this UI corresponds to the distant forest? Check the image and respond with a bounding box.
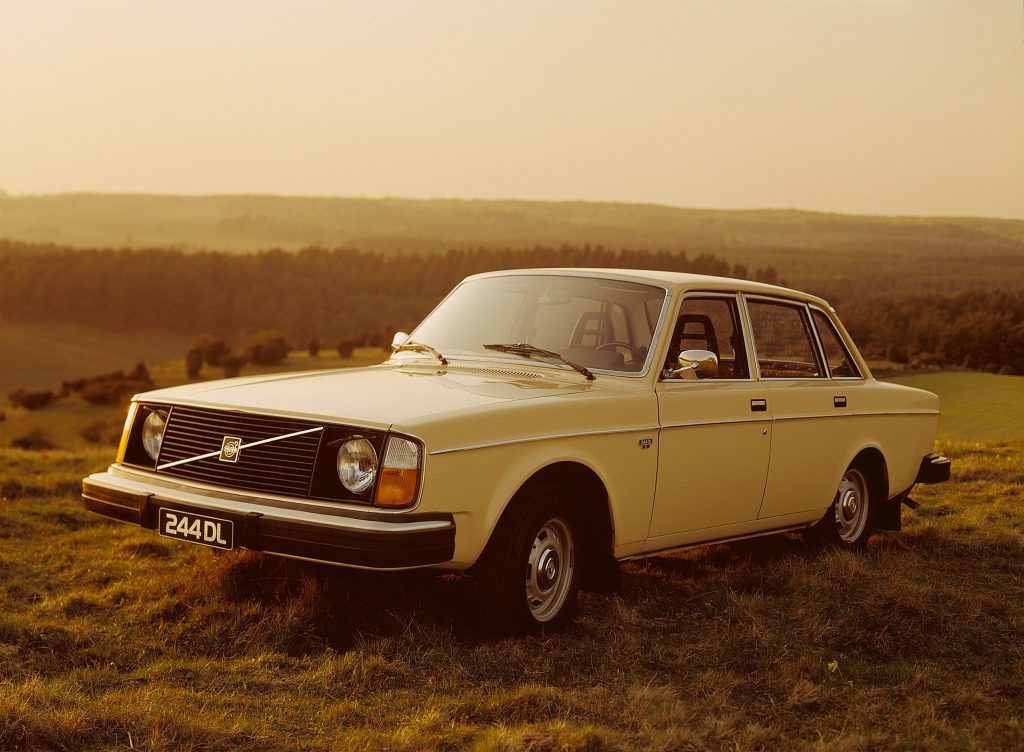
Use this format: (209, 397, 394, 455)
(1, 241, 1022, 374)
(0, 243, 777, 338)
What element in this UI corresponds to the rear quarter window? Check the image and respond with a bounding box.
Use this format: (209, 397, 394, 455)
(812, 309, 862, 378)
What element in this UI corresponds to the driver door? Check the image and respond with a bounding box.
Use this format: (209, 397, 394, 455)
(645, 293, 772, 550)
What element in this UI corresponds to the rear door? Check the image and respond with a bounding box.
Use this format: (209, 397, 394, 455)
(745, 296, 854, 520)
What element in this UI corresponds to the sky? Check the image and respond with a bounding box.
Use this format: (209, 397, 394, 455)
(2, 0, 1023, 218)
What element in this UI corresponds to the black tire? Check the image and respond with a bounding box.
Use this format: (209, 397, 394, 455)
(806, 461, 875, 550)
(475, 483, 580, 635)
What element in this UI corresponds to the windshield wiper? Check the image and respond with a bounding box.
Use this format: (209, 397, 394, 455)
(392, 339, 448, 366)
(483, 343, 594, 380)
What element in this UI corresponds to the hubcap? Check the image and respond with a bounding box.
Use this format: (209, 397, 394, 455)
(835, 468, 869, 543)
(525, 517, 574, 622)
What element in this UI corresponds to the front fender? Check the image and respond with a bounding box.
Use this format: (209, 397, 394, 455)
(420, 428, 658, 567)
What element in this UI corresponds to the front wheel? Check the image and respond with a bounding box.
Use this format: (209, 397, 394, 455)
(475, 484, 580, 634)
(807, 464, 874, 549)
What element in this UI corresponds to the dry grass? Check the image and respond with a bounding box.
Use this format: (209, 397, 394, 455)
(1, 440, 1022, 751)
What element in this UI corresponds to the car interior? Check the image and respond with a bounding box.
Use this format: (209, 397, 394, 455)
(661, 300, 748, 379)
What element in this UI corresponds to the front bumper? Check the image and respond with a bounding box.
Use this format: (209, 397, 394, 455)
(82, 469, 455, 570)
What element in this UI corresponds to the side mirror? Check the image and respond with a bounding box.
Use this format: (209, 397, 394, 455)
(391, 331, 410, 351)
(672, 349, 719, 380)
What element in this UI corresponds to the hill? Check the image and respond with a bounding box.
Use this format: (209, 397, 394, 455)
(0, 322, 188, 397)
(3, 192, 1024, 255)
(0, 348, 389, 451)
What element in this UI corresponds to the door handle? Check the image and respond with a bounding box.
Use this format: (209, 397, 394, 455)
(750, 399, 767, 412)
(834, 396, 847, 408)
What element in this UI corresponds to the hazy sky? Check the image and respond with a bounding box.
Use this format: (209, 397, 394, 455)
(2, 0, 1022, 218)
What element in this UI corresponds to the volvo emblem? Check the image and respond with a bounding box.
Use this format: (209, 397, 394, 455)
(219, 436, 242, 463)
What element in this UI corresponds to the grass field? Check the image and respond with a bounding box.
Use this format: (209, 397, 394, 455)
(2, 355, 1022, 748)
(0, 440, 1021, 751)
(887, 372, 1024, 442)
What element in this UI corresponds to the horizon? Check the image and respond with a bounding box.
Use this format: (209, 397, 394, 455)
(3, 190, 1023, 224)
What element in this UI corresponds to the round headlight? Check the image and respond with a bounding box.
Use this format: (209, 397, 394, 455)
(141, 410, 167, 460)
(337, 438, 378, 494)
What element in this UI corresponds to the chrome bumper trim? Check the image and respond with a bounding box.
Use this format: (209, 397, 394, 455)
(85, 471, 451, 534)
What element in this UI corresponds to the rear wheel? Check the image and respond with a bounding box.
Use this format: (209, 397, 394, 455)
(807, 463, 874, 549)
(476, 483, 580, 634)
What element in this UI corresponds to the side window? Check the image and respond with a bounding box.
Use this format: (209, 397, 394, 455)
(747, 300, 824, 378)
(812, 309, 861, 378)
(662, 297, 749, 379)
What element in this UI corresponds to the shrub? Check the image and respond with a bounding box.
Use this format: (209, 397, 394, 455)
(189, 337, 231, 368)
(308, 337, 320, 357)
(61, 364, 155, 404)
(245, 332, 290, 366)
(336, 338, 356, 359)
(80, 379, 149, 405)
(12, 429, 56, 450)
(128, 361, 150, 381)
(218, 352, 247, 377)
(998, 364, 1015, 375)
(8, 389, 55, 410)
(185, 347, 204, 378)
(63, 377, 90, 392)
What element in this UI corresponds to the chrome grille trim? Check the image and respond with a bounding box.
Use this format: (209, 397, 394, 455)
(157, 426, 323, 470)
(156, 406, 324, 496)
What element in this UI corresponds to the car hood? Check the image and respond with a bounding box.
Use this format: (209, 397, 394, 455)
(135, 363, 595, 430)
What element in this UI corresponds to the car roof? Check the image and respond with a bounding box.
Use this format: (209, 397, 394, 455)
(465, 267, 832, 308)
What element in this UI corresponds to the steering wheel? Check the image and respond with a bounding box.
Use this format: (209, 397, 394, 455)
(596, 341, 645, 361)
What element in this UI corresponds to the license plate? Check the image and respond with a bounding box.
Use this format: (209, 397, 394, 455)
(158, 508, 234, 550)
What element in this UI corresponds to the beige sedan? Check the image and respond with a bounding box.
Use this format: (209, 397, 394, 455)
(84, 269, 950, 633)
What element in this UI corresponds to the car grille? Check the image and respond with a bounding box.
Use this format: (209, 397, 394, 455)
(156, 406, 322, 497)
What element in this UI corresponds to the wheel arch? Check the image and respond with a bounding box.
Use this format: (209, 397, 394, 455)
(847, 444, 890, 506)
(477, 459, 619, 593)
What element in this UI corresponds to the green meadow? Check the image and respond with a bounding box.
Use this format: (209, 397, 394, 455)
(887, 371, 1024, 442)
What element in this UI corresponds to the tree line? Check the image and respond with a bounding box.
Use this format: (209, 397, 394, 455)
(0, 242, 777, 341)
(1, 241, 1021, 374)
(842, 290, 1024, 374)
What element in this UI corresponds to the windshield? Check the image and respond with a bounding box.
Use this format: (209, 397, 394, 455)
(397, 274, 668, 374)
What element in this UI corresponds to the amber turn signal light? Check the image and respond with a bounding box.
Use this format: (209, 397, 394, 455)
(374, 437, 421, 507)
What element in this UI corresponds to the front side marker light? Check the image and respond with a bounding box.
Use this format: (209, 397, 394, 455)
(375, 437, 421, 507)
